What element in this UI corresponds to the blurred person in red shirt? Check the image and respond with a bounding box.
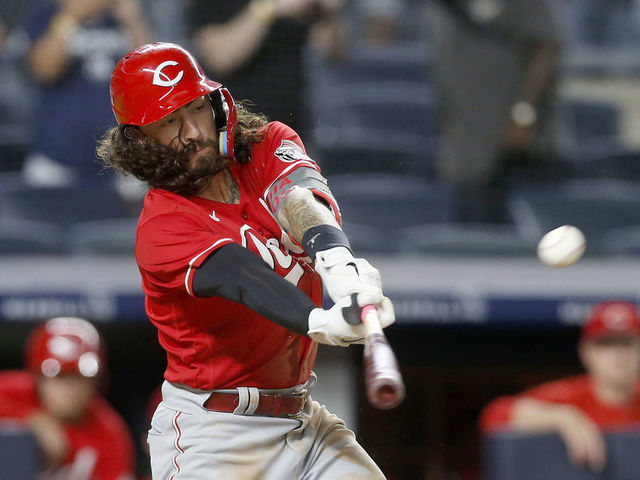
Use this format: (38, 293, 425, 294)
(479, 301, 640, 472)
(0, 316, 136, 480)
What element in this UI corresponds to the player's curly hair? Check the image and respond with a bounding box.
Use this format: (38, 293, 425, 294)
(97, 100, 268, 196)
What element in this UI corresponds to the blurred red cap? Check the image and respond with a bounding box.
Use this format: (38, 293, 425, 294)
(26, 317, 104, 378)
(581, 301, 640, 341)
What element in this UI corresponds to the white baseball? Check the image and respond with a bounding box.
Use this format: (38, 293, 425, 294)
(537, 225, 586, 268)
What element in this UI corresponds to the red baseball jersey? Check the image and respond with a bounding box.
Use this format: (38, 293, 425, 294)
(136, 122, 327, 390)
(0, 370, 135, 480)
(479, 375, 640, 433)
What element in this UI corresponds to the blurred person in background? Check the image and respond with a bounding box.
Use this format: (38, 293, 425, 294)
(480, 301, 640, 473)
(427, 0, 563, 223)
(0, 316, 136, 479)
(20, 0, 153, 187)
(189, 0, 348, 136)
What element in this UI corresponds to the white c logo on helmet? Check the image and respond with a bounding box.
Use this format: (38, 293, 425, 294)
(143, 60, 184, 100)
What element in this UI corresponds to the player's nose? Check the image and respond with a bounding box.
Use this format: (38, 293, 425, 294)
(180, 116, 202, 144)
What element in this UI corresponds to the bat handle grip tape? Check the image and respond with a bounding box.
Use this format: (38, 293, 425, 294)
(361, 305, 383, 335)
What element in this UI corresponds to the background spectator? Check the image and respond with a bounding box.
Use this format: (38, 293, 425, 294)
(189, 0, 347, 136)
(0, 316, 136, 479)
(480, 301, 640, 472)
(427, 0, 563, 223)
(21, 0, 153, 187)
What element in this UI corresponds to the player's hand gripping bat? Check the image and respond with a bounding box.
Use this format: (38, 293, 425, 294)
(346, 301, 405, 410)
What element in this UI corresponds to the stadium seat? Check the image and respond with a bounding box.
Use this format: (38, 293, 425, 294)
(558, 96, 622, 162)
(506, 179, 640, 255)
(578, 148, 640, 182)
(68, 217, 138, 256)
(484, 430, 640, 480)
(401, 223, 537, 257)
(0, 425, 40, 479)
(337, 44, 431, 84)
(600, 226, 640, 256)
(311, 127, 434, 176)
(0, 219, 67, 255)
(326, 173, 456, 253)
(304, 42, 431, 88)
(0, 180, 131, 229)
(314, 82, 436, 140)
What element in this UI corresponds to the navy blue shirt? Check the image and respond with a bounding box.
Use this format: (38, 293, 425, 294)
(24, 1, 131, 177)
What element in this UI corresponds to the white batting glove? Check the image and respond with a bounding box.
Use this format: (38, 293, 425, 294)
(314, 246, 383, 304)
(307, 293, 396, 347)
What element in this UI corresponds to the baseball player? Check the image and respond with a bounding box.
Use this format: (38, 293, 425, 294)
(480, 301, 640, 472)
(97, 42, 395, 479)
(0, 317, 136, 480)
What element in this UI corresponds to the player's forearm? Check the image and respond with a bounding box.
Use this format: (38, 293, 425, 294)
(119, 17, 154, 49)
(113, 0, 155, 48)
(27, 14, 77, 84)
(193, 244, 315, 335)
(513, 40, 560, 107)
(510, 397, 576, 433)
(277, 187, 341, 245)
(194, 1, 274, 76)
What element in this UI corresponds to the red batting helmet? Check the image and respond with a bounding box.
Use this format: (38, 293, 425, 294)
(26, 317, 104, 378)
(110, 42, 238, 159)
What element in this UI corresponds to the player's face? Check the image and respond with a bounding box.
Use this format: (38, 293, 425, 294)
(140, 95, 220, 169)
(38, 375, 96, 423)
(581, 337, 640, 389)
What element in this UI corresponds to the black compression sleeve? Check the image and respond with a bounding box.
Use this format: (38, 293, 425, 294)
(192, 243, 316, 335)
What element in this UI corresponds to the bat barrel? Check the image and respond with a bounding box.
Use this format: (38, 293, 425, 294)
(364, 333, 406, 410)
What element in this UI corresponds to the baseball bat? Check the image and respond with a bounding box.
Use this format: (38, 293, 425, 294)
(361, 305, 405, 410)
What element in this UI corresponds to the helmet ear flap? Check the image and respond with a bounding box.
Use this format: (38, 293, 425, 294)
(210, 88, 237, 161)
(209, 90, 228, 131)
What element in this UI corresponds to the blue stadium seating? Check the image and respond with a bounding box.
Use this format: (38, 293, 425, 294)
(578, 148, 640, 182)
(327, 173, 456, 253)
(0, 219, 66, 255)
(506, 178, 640, 255)
(401, 223, 537, 257)
(558, 96, 622, 162)
(304, 42, 431, 88)
(68, 218, 138, 256)
(484, 430, 640, 480)
(0, 180, 130, 229)
(326, 83, 437, 140)
(0, 426, 40, 479)
(600, 225, 640, 256)
(312, 127, 434, 176)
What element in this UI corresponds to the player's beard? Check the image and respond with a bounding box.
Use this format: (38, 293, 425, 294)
(183, 139, 229, 176)
(178, 139, 230, 195)
(135, 138, 229, 195)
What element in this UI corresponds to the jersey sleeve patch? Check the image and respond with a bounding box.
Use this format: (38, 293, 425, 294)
(274, 139, 312, 163)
